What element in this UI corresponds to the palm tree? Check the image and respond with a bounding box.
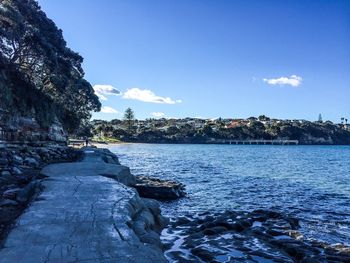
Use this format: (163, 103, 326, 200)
(341, 117, 344, 124)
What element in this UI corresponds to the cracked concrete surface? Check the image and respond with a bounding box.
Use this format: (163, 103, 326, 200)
(0, 149, 167, 263)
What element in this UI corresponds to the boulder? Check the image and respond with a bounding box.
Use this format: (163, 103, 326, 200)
(12, 155, 23, 165)
(134, 175, 186, 200)
(139, 230, 162, 246)
(1, 170, 11, 177)
(16, 181, 39, 204)
(24, 157, 39, 168)
(11, 166, 22, 175)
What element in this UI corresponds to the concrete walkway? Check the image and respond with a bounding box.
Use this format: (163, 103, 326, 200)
(0, 149, 166, 262)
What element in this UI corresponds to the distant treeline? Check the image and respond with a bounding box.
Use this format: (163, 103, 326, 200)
(88, 116, 350, 145)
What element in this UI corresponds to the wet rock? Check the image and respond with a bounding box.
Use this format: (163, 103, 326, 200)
(173, 216, 191, 227)
(11, 155, 23, 165)
(189, 231, 205, 239)
(23, 157, 39, 168)
(2, 188, 21, 199)
(135, 175, 186, 200)
(16, 181, 39, 204)
(0, 199, 18, 207)
(203, 226, 227, 235)
(0, 157, 8, 165)
(102, 154, 120, 165)
(11, 166, 22, 175)
(162, 209, 350, 263)
(191, 247, 215, 261)
(1, 171, 11, 177)
(288, 230, 303, 240)
(140, 230, 162, 246)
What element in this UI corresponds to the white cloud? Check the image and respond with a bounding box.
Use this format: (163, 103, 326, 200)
(122, 88, 181, 104)
(151, 112, 165, 118)
(100, 106, 119, 114)
(93, 85, 120, 100)
(263, 75, 302, 87)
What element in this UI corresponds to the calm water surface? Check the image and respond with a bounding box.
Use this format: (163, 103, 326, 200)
(109, 144, 350, 245)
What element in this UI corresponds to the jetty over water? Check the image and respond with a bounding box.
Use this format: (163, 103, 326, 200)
(213, 139, 299, 145)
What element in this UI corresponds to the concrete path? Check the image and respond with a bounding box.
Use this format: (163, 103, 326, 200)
(0, 149, 166, 263)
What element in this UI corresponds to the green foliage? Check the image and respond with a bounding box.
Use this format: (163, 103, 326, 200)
(0, 0, 101, 131)
(89, 117, 350, 145)
(123, 107, 135, 136)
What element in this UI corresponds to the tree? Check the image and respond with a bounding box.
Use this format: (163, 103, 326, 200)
(0, 0, 101, 132)
(258, 115, 270, 122)
(123, 108, 135, 136)
(202, 125, 213, 136)
(318, 114, 323, 123)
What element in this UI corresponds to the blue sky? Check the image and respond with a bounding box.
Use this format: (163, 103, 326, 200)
(38, 0, 350, 122)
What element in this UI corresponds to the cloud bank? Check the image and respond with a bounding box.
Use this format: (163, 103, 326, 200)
(122, 88, 182, 104)
(151, 112, 165, 118)
(100, 106, 119, 114)
(93, 85, 120, 100)
(263, 75, 302, 87)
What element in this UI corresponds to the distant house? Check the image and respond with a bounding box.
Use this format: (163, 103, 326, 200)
(227, 121, 241, 128)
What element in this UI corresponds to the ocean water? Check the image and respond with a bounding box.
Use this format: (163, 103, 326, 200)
(108, 144, 350, 245)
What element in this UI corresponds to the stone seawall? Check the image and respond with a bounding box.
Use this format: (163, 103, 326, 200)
(0, 147, 168, 262)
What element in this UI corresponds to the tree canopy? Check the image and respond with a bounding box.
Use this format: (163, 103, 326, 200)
(0, 0, 101, 131)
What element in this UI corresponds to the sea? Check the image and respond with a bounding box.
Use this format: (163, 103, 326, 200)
(108, 144, 350, 246)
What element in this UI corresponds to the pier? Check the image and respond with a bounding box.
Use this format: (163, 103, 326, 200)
(213, 139, 299, 145)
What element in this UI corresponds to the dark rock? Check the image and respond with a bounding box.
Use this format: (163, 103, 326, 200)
(135, 175, 186, 200)
(191, 247, 215, 261)
(139, 230, 161, 246)
(1, 171, 11, 177)
(0, 157, 8, 165)
(23, 157, 39, 168)
(0, 199, 18, 207)
(2, 188, 21, 199)
(142, 198, 161, 216)
(16, 181, 39, 204)
(189, 231, 205, 239)
(11, 166, 22, 175)
(203, 226, 227, 235)
(266, 229, 285, 236)
(174, 216, 191, 226)
(162, 209, 344, 263)
(11, 155, 23, 165)
(230, 222, 246, 232)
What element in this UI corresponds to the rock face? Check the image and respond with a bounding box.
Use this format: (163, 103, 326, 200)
(0, 147, 168, 262)
(163, 210, 350, 262)
(0, 115, 67, 143)
(135, 175, 186, 200)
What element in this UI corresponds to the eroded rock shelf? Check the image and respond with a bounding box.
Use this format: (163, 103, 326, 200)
(0, 148, 167, 263)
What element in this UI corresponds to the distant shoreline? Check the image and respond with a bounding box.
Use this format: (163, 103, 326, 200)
(91, 141, 350, 147)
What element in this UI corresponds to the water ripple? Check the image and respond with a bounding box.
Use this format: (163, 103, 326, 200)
(110, 144, 350, 245)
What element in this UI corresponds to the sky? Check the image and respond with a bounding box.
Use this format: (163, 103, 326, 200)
(37, 0, 350, 122)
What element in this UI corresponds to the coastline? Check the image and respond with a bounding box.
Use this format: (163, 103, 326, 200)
(0, 146, 168, 262)
(89, 140, 350, 146)
(107, 143, 350, 262)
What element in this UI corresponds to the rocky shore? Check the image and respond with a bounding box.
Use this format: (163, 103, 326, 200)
(0, 144, 80, 244)
(0, 146, 170, 262)
(135, 175, 186, 200)
(162, 210, 350, 262)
